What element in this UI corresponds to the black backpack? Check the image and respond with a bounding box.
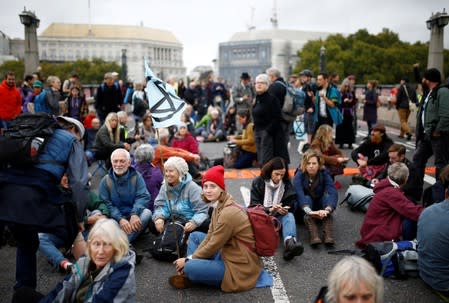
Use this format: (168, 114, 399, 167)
(150, 220, 187, 262)
(0, 113, 58, 168)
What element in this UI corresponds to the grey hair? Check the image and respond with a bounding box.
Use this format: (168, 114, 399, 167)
(387, 162, 409, 185)
(104, 72, 113, 79)
(46, 75, 60, 86)
(326, 256, 384, 303)
(266, 67, 281, 78)
(255, 74, 270, 85)
(117, 111, 127, 119)
(135, 144, 155, 164)
(87, 219, 129, 263)
(155, 127, 170, 140)
(110, 148, 131, 161)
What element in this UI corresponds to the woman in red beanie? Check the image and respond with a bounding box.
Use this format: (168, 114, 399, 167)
(170, 165, 272, 292)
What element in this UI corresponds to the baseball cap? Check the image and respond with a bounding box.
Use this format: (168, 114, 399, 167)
(57, 116, 85, 138)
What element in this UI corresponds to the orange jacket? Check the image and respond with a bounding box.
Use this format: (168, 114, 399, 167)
(152, 145, 196, 168)
(0, 80, 22, 121)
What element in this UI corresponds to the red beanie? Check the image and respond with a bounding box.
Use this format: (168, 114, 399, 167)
(202, 165, 225, 190)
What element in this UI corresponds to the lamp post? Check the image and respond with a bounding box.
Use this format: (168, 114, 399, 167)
(319, 45, 326, 73)
(19, 7, 40, 77)
(426, 9, 449, 77)
(121, 49, 128, 81)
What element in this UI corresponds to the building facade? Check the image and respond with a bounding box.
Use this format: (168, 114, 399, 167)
(219, 29, 330, 86)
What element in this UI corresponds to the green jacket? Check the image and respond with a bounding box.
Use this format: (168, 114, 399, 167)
(424, 86, 449, 135)
(83, 191, 110, 226)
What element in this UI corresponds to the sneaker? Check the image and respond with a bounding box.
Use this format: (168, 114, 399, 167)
(283, 238, 304, 261)
(169, 275, 193, 289)
(406, 133, 412, 141)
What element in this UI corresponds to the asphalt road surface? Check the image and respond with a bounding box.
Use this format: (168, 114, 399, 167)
(0, 124, 442, 303)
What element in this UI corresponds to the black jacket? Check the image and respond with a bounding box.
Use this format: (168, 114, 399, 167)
(351, 136, 394, 166)
(250, 176, 297, 212)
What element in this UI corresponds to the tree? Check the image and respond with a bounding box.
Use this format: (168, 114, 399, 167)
(0, 60, 24, 79)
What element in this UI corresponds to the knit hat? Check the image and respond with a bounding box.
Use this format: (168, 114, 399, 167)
(178, 122, 187, 129)
(164, 156, 189, 177)
(202, 165, 225, 190)
(32, 80, 43, 88)
(423, 68, 441, 83)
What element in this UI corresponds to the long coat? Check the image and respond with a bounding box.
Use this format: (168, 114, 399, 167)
(192, 192, 262, 292)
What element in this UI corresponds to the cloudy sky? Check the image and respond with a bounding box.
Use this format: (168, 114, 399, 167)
(1, 0, 448, 72)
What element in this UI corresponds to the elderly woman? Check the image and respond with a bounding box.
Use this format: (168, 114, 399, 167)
(152, 156, 209, 234)
(250, 157, 304, 261)
(16, 219, 136, 303)
(170, 166, 272, 292)
(316, 256, 384, 303)
(293, 150, 338, 247)
(252, 73, 288, 166)
(171, 122, 199, 155)
(311, 124, 348, 180)
(134, 144, 163, 212)
(356, 162, 424, 248)
(93, 112, 130, 164)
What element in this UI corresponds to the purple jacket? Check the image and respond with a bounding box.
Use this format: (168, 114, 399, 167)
(134, 162, 163, 211)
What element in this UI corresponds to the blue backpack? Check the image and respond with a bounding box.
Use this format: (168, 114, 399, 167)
(34, 88, 51, 113)
(277, 81, 306, 122)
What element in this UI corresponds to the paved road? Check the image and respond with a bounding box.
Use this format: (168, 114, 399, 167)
(0, 123, 441, 303)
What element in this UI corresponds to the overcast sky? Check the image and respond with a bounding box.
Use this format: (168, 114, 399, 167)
(1, 0, 448, 72)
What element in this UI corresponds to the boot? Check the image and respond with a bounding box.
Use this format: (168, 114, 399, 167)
(323, 216, 336, 246)
(169, 275, 193, 289)
(304, 215, 322, 247)
(283, 238, 304, 261)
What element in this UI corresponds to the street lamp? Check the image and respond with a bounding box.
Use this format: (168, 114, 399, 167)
(121, 49, 128, 81)
(319, 45, 326, 73)
(19, 7, 40, 76)
(426, 9, 449, 77)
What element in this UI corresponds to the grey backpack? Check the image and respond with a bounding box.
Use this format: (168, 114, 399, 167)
(340, 185, 374, 212)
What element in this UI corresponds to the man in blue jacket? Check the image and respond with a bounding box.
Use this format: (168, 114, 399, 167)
(99, 148, 151, 243)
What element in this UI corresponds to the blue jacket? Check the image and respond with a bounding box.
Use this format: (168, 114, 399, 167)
(99, 167, 150, 221)
(293, 169, 338, 211)
(41, 250, 136, 303)
(314, 84, 342, 125)
(152, 173, 208, 226)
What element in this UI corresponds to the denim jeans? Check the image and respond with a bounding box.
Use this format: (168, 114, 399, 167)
(184, 231, 225, 287)
(276, 212, 297, 243)
(127, 208, 152, 243)
(38, 233, 66, 269)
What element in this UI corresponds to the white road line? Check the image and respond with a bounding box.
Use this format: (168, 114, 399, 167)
(263, 257, 290, 303)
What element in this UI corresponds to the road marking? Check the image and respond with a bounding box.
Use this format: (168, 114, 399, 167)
(263, 256, 290, 303)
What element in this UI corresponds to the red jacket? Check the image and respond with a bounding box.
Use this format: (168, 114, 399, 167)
(356, 178, 424, 248)
(171, 133, 199, 154)
(0, 80, 22, 120)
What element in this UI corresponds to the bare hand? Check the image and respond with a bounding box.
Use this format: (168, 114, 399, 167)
(119, 218, 132, 234)
(184, 221, 197, 233)
(155, 219, 165, 233)
(87, 213, 107, 225)
(123, 143, 131, 151)
(129, 215, 142, 232)
(173, 258, 186, 274)
(357, 159, 367, 168)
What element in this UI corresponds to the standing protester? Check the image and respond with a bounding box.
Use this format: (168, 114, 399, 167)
(335, 78, 356, 149)
(363, 80, 379, 136)
(314, 72, 342, 129)
(299, 69, 317, 145)
(395, 77, 417, 140)
(95, 72, 123, 123)
(0, 116, 89, 292)
(0, 71, 22, 134)
(232, 72, 256, 130)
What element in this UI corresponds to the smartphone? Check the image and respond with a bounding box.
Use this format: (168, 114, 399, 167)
(283, 206, 290, 210)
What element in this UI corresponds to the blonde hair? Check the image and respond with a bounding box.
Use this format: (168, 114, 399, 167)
(104, 112, 121, 144)
(87, 219, 129, 263)
(300, 150, 324, 173)
(313, 124, 334, 152)
(326, 256, 384, 303)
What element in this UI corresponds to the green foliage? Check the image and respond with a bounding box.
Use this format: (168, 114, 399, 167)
(295, 28, 449, 84)
(0, 60, 24, 79)
(0, 58, 121, 84)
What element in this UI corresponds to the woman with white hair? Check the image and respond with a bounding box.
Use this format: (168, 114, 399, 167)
(134, 144, 163, 212)
(15, 219, 136, 303)
(252, 73, 288, 166)
(152, 156, 209, 234)
(315, 256, 384, 303)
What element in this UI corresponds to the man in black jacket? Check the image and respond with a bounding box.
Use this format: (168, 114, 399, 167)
(95, 72, 123, 123)
(395, 77, 417, 140)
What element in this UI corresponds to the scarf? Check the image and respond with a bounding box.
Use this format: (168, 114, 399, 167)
(263, 179, 285, 208)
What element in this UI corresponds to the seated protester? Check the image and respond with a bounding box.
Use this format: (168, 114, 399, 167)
(153, 157, 209, 235)
(417, 165, 449, 295)
(84, 117, 101, 165)
(99, 148, 151, 244)
(293, 150, 338, 247)
(250, 157, 304, 261)
(311, 124, 349, 180)
(227, 109, 258, 169)
(117, 111, 130, 140)
(129, 112, 158, 149)
(152, 128, 202, 180)
(170, 166, 272, 291)
(350, 124, 393, 183)
(21, 219, 136, 303)
(356, 162, 424, 248)
(201, 108, 226, 142)
(224, 105, 237, 136)
(171, 122, 199, 155)
(133, 144, 163, 212)
(82, 108, 97, 129)
(92, 112, 131, 166)
(194, 105, 214, 137)
(38, 174, 110, 273)
(181, 110, 195, 134)
(316, 256, 384, 303)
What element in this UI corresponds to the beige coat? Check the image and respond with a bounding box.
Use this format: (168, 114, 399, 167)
(192, 192, 262, 292)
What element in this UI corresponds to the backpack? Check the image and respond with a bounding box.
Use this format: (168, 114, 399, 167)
(150, 220, 187, 262)
(231, 204, 281, 257)
(362, 240, 419, 279)
(0, 112, 58, 168)
(34, 88, 51, 113)
(277, 81, 306, 122)
(339, 184, 374, 212)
